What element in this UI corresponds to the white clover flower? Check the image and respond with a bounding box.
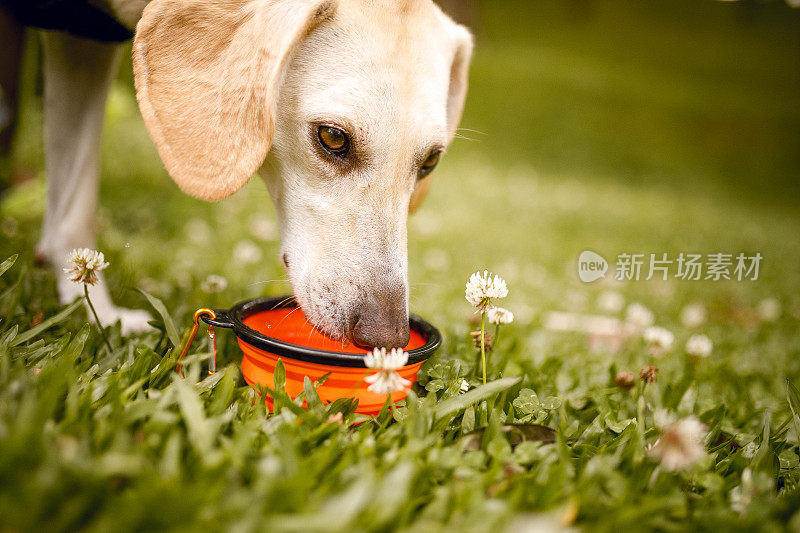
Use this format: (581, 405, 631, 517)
(648, 416, 707, 471)
(756, 297, 781, 322)
(63, 248, 109, 286)
(423, 248, 450, 272)
(364, 347, 410, 394)
(249, 214, 278, 242)
(597, 290, 625, 314)
(487, 306, 514, 325)
(643, 326, 674, 356)
(626, 303, 654, 330)
(326, 412, 344, 425)
(730, 467, 774, 515)
(233, 240, 262, 265)
(730, 468, 753, 514)
(364, 347, 408, 371)
(741, 441, 758, 459)
(653, 408, 676, 429)
(2, 216, 19, 237)
(201, 274, 228, 293)
(685, 334, 713, 358)
(680, 302, 707, 328)
(184, 217, 212, 245)
(465, 270, 508, 311)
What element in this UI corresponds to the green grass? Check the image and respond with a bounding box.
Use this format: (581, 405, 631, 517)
(1, 1, 800, 531)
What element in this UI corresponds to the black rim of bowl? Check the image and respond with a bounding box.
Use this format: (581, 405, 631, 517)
(202, 295, 441, 368)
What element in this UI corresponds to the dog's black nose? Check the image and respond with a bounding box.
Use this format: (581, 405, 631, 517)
(351, 290, 410, 349)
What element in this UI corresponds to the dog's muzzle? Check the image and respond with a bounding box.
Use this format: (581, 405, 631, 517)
(350, 285, 410, 349)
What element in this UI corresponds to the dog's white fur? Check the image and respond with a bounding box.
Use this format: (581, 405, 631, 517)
(263, 1, 471, 345)
(39, 0, 471, 345)
(37, 31, 152, 333)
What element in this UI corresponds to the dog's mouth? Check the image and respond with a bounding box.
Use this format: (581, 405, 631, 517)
(281, 250, 410, 349)
(291, 293, 352, 343)
(292, 290, 410, 349)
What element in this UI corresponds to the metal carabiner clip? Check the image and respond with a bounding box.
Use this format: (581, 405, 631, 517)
(177, 308, 217, 379)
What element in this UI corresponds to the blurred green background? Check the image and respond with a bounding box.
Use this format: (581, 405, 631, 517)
(461, 0, 800, 203)
(1, 0, 799, 353)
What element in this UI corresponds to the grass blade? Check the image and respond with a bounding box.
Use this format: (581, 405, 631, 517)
(10, 299, 83, 347)
(174, 378, 212, 455)
(0, 325, 18, 347)
(138, 289, 180, 348)
(304, 376, 323, 410)
(434, 377, 521, 420)
(0, 254, 18, 278)
(786, 379, 800, 443)
(273, 359, 286, 392)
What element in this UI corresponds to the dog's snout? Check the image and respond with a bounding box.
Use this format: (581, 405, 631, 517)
(353, 313, 410, 349)
(351, 288, 410, 349)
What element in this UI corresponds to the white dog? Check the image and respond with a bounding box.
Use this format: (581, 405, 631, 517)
(15, 0, 472, 347)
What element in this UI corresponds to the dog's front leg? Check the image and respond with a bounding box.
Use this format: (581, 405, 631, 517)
(37, 32, 150, 334)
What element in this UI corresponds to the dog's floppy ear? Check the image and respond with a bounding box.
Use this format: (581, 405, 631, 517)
(133, 0, 335, 201)
(409, 23, 473, 213)
(444, 24, 473, 144)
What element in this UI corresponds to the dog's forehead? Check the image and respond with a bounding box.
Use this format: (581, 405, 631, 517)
(283, 0, 455, 139)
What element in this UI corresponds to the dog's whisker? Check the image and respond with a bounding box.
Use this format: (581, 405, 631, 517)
(456, 127, 488, 135)
(248, 279, 290, 286)
(267, 295, 297, 312)
(274, 305, 302, 329)
(301, 314, 330, 346)
(274, 295, 297, 307)
(306, 320, 318, 346)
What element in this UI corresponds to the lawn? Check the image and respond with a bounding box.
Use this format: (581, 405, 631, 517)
(1, 0, 800, 531)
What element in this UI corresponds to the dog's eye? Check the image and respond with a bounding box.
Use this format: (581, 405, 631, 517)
(419, 150, 441, 177)
(318, 126, 349, 156)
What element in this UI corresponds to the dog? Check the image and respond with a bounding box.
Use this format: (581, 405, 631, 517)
(1, 0, 472, 347)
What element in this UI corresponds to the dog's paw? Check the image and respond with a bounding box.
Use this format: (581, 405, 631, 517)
(54, 269, 152, 335)
(102, 307, 153, 335)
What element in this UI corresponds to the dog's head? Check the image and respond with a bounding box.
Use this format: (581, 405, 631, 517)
(133, 0, 472, 347)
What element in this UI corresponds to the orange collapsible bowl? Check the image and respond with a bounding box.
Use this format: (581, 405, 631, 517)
(202, 296, 441, 415)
